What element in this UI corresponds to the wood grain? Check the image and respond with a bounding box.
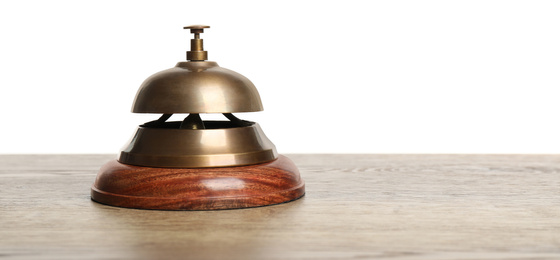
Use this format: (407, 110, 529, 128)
(1, 154, 560, 259)
(92, 155, 305, 210)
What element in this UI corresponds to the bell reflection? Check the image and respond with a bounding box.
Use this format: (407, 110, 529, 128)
(199, 127, 227, 148)
(202, 178, 246, 191)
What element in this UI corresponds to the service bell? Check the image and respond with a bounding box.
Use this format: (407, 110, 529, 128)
(91, 25, 305, 210)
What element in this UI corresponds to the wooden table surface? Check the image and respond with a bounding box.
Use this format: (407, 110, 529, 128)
(1, 154, 559, 260)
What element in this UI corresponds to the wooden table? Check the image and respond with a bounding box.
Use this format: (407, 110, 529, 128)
(1, 154, 559, 259)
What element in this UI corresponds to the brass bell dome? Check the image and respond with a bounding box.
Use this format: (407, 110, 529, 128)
(133, 25, 262, 113)
(132, 61, 263, 113)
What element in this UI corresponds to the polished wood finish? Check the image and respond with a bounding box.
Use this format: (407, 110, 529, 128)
(92, 155, 304, 210)
(1, 154, 560, 259)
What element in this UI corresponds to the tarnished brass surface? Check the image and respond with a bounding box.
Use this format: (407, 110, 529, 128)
(124, 25, 276, 168)
(119, 122, 278, 168)
(131, 61, 263, 113)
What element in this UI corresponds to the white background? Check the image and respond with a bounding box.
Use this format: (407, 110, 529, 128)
(1, 0, 559, 154)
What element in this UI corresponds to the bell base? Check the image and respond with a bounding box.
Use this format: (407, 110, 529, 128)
(91, 155, 305, 210)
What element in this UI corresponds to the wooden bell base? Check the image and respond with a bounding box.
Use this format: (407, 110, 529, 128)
(91, 155, 305, 210)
